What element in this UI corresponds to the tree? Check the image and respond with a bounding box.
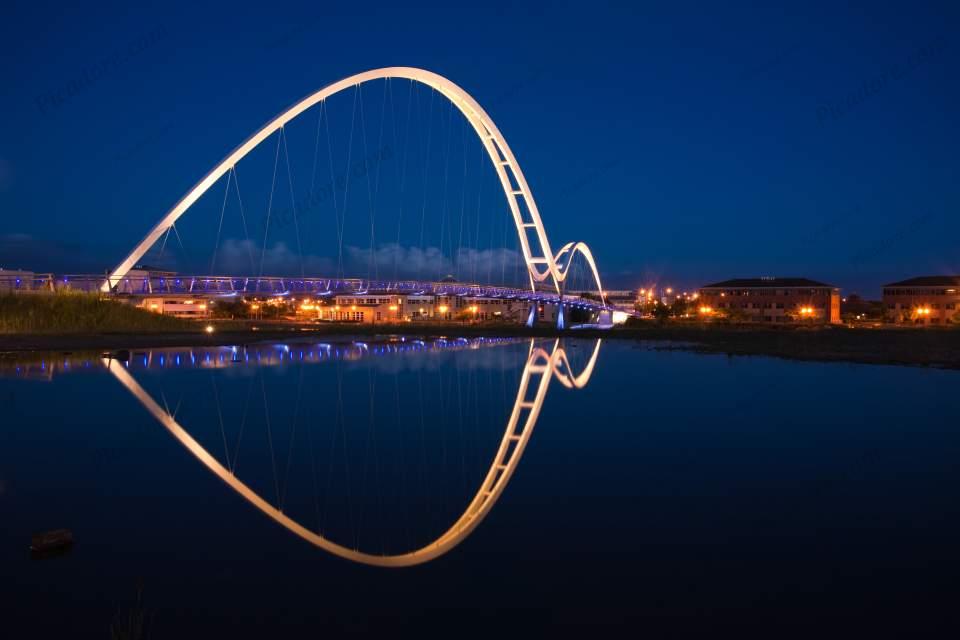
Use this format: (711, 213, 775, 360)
(210, 299, 247, 319)
(653, 302, 671, 323)
(717, 305, 749, 324)
(670, 298, 688, 318)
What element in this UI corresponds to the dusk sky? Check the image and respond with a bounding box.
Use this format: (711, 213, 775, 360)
(1, 0, 957, 296)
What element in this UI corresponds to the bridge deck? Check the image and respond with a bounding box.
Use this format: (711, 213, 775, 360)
(7, 274, 612, 311)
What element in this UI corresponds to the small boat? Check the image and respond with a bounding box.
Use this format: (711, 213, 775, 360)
(31, 529, 74, 554)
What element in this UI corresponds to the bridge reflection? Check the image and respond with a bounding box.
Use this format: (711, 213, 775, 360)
(101, 337, 601, 567)
(0, 335, 521, 379)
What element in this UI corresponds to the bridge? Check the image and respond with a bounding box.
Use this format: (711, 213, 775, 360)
(21, 68, 619, 327)
(28, 273, 610, 315)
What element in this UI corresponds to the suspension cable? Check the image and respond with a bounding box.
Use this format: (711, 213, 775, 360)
(280, 127, 305, 277)
(259, 131, 283, 277)
(209, 170, 232, 275)
(231, 166, 256, 273)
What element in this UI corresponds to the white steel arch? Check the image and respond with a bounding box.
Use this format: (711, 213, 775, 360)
(102, 67, 605, 303)
(103, 338, 601, 567)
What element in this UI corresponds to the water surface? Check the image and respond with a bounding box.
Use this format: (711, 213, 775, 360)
(2, 337, 958, 634)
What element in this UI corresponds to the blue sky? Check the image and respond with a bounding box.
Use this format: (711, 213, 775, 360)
(0, 0, 957, 295)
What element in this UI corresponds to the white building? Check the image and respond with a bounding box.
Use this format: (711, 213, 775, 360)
(0, 269, 39, 292)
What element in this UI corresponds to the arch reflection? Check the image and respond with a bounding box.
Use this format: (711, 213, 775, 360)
(103, 338, 600, 567)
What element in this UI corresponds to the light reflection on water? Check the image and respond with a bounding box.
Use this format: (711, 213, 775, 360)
(1, 336, 602, 565)
(2, 337, 959, 634)
(102, 337, 600, 566)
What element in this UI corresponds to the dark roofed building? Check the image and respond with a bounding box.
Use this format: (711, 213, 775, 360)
(698, 277, 840, 324)
(882, 276, 960, 325)
(883, 275, 960, 288)
(701, 277, 836, 289)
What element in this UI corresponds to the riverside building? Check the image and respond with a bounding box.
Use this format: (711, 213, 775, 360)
(698, 277, 841, 324)
(882, 276, 960, 325)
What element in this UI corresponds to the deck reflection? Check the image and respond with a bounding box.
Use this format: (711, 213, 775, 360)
(0, 336, 521, 379)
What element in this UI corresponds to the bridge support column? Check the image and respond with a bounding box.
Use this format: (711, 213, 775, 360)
(556, 303, 566, 330)
(526, 302, 538, 328)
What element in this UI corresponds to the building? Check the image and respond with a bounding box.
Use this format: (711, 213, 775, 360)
(882, 276, 960, 325)
(319, 293, 536, 324)
(0, 269, 39, 291)
(577, 289, 638, 312)
(698, 277, 841, 324)
(137, 295, 212, 319)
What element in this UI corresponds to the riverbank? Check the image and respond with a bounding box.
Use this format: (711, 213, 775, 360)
(0, 292, 192, 333)
(1, 320, 959, 369)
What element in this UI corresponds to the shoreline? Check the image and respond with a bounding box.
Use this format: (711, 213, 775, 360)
(2, 323, 960, 370)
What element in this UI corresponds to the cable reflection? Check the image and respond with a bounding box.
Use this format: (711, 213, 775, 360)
(103, 338, 601, 567)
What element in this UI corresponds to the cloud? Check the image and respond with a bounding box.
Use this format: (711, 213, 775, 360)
(206, 238, 525, 282)
(215, 238, 335, 275)
(345, 243, 524, 281)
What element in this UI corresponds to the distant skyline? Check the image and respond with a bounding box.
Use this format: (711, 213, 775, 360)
(1, 0, 957, 297)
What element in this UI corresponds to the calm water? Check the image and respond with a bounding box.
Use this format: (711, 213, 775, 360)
(2, 336, 958, 635)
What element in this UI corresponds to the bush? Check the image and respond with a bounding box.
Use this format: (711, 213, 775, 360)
(0, 292, 194, 334)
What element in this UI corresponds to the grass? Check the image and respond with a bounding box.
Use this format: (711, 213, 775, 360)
(0, 291, 195, 334)
(2, 296, 960, 369)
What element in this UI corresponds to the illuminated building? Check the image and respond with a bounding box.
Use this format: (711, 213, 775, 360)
(882, 276, 960, 325)
(698, 277, 841, 324)
(0, 269, 37, 291)
(138, 295, 211, 319)
(327, 293, 536, 323)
